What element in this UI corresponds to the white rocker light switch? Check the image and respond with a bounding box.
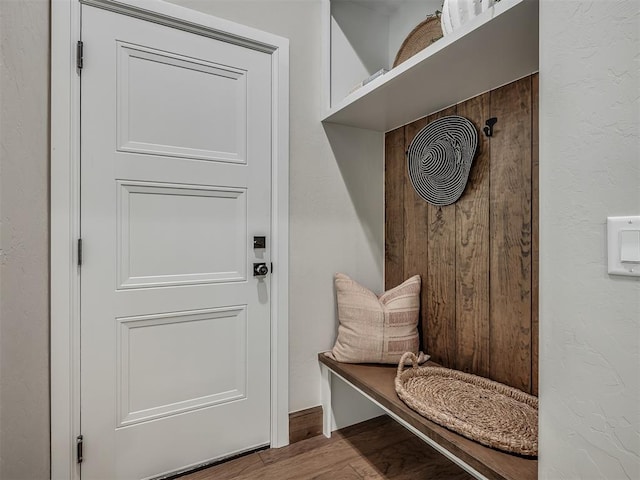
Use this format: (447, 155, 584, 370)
(620, 230, 640, 263)
(608, 216, 640, 276)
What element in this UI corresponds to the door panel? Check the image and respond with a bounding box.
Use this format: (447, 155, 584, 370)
(80, 5, 272, 479)
(117, 307, 248, 426)
(117, 181, 247, 288)
(116, 42, 247, 163)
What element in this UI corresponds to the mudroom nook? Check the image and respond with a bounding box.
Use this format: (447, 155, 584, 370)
(318, 1, 540, 478)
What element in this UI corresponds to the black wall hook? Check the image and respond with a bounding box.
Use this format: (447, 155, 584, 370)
(483, 117, 497, 137)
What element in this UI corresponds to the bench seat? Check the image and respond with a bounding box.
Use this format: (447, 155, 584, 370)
(319, 353, 537, 480)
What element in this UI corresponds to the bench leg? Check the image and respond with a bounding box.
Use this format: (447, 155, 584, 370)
(320, 363, 333, 438)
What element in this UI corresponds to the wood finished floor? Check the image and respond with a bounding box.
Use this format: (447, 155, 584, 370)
(179, 416, 473, 480)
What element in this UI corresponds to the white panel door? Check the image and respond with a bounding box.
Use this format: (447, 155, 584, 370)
(80, 5, 272, 479)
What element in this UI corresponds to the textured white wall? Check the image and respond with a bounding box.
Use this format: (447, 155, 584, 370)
(167, 0, 385, 414)
(539, 1, 640, 479)
(0, 0, 51, 478)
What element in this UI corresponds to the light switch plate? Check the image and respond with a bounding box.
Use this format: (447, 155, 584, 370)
(607, 216, 640, 276)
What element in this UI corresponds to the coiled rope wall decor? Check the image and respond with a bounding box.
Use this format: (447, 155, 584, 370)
(407, 115, 478, 206)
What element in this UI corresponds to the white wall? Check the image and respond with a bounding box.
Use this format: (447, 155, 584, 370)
(328, 0, 442, 106)
(0, 0, 51, 478)
(330, 1, 389, 105)
(167, 0, 385, 415)
(539, 1, 640, 479)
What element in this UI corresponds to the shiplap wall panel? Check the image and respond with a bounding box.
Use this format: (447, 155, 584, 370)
(402, 118, 430, 343)
(489, 77, 533, 392)
(531, 73, 539, 396)
(424, 107, 459, 368)
(384, 127, 406, 290)
(384, 75, 538, 394)
(455, 92, 491, 378)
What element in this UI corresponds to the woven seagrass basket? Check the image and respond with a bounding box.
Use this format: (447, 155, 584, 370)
(395, 352, 538, 456)
(393, 15, 443, 68)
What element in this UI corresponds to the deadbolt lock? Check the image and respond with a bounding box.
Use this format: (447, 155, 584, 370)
(253, 263, 269, 277)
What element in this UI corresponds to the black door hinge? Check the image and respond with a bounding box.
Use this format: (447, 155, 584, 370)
(77, 41, 84, 70)
(76, 435, 84, 464)
(77, 238, 83, 267)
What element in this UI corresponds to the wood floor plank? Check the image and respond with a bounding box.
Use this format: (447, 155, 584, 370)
(339, 414, 394, 437)
(238, 419, 413, 480)
(183, 415, 476, 480)
(234, 439, 361, 480)
(178, 451, 264, 480)
(258, 433, 338, 466)
(259, 415, 390, 466)
(348, 436, 472, 480)
(348, 459, 386, 480)
(310, 462, 362, 480)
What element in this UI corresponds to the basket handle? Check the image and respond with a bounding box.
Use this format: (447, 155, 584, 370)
(397, 351, 418, 377)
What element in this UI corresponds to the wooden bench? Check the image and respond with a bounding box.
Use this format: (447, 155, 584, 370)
(319, 354, 537, 480)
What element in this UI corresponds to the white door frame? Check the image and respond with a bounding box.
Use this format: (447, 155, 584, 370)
(50, 1, 289, 478)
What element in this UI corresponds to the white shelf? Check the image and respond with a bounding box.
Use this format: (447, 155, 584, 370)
(323, 0, 538, 132)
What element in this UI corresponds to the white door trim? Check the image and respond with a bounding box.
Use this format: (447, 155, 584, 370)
(50, 1, 289, 478)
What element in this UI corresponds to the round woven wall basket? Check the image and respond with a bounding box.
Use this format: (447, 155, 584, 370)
(395, 352, 538, 456)
(393, 15, 443, 68)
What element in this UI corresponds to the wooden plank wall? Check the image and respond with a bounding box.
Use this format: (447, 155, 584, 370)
(385, 75, 539, 394)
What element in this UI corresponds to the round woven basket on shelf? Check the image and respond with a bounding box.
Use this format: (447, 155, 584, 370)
(393, 15, 443, 68)
(395, 352, 538, 456)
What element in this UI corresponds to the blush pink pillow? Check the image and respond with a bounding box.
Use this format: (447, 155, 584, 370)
(327, 273, 428, 364)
